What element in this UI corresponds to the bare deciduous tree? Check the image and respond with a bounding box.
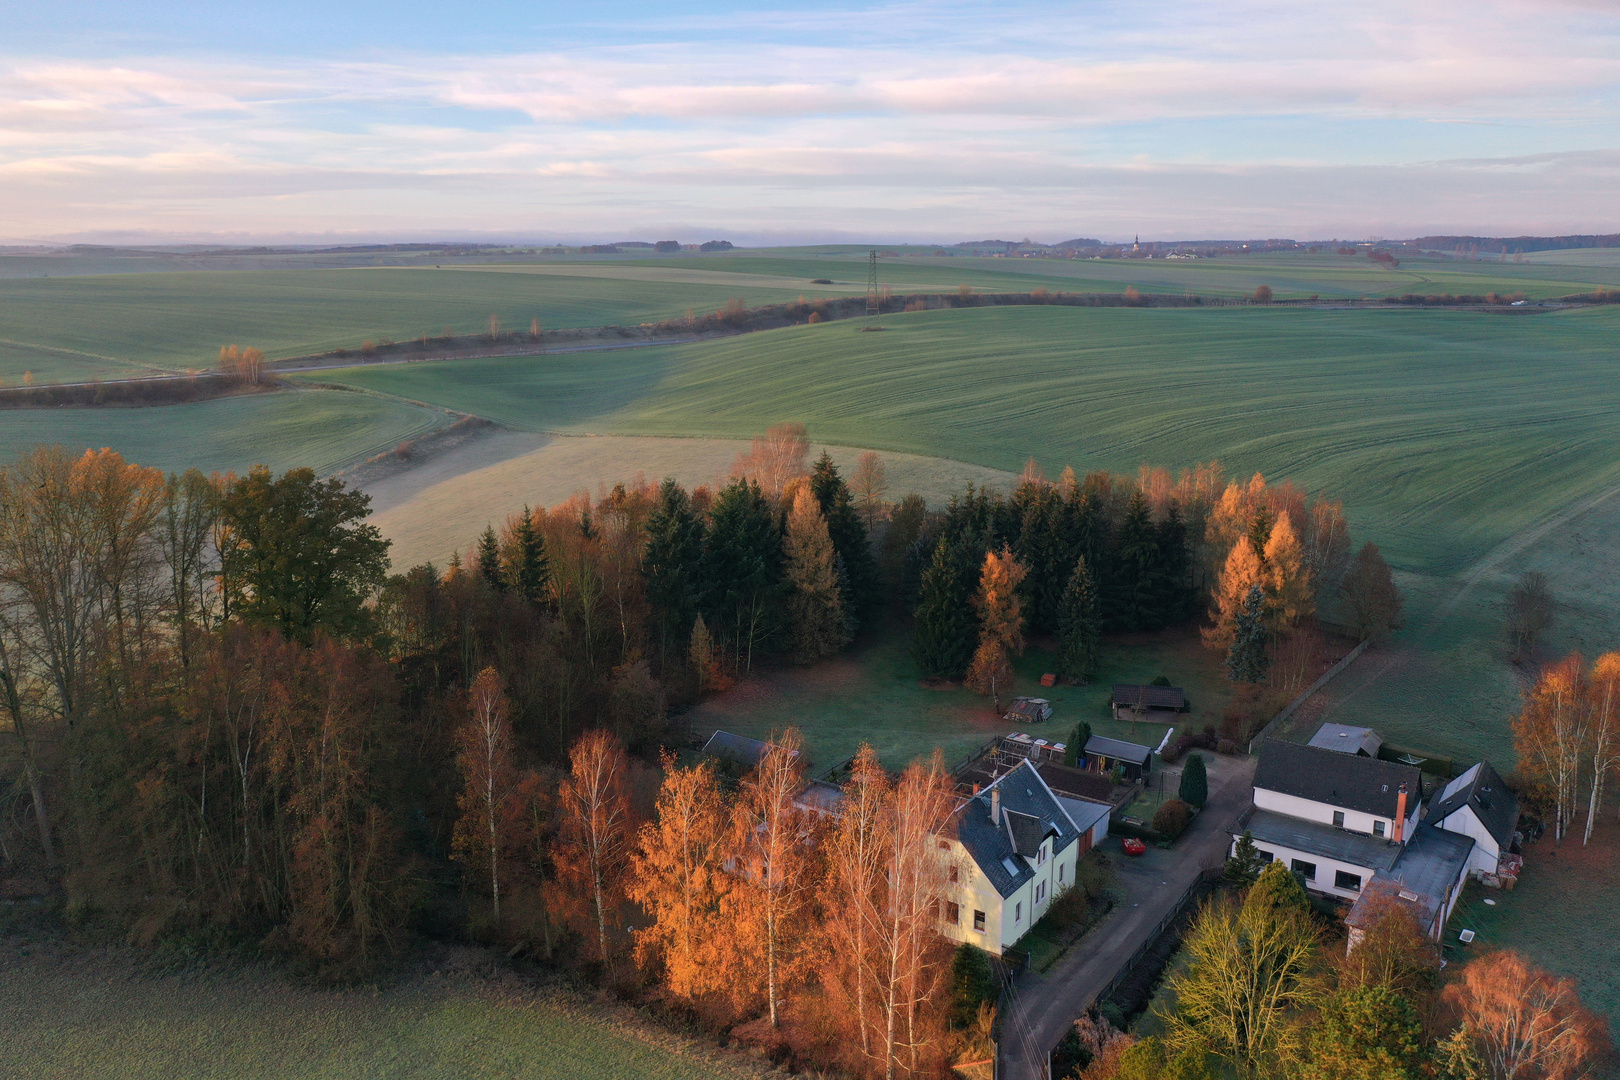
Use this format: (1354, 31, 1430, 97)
(1507, 571, 1555, 662)
(852, 451, 889, 529)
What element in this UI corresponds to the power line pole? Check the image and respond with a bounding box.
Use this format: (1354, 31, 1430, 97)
(866, 249, 880, 317)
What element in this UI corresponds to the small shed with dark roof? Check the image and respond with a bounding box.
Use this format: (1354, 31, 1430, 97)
(1084, 734, 1153, 781)
(1308, 723, 1383, 757)
(701, 730, 797, 769)
(1111, 683, 1188, 719)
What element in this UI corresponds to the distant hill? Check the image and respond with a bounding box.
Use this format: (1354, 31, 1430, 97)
(1404, 234, 1620, 254)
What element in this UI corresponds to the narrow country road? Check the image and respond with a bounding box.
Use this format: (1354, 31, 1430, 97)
(998, 752, 1256, 1080)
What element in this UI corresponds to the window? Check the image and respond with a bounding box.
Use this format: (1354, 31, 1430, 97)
(1257, 849, 1274, 864)
(1037, 843, 1047, 866)
(1291, 859, 1317, 882)
(1036, 882, 1045, 903)
(1373, 820, 1386, 837)
(1058, 863, 1065, 883)
(938, 840, 951, 850)
(1015, 902, 1022, 922)
(1332, 811, 1345, 828)
(948, 865, 959, 883)
(1334, 870, 1363, 892)
(946, 901, 961, 925)
(973, 909, 986, 932)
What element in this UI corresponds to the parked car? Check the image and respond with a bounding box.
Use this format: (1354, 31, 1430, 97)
(1121, 837, 1147, 856)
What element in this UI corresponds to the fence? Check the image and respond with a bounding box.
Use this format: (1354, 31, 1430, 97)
(1092, 866, 1225, 1009)
(1247, 637, 1372, 753)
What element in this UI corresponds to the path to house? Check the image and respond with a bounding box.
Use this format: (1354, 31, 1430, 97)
(998, 753, 1257, 1080)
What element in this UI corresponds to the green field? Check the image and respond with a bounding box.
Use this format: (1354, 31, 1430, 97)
(0, 389, 449, 478)
(0, 939, 771, 1080)
(3, 249, 1616, 384)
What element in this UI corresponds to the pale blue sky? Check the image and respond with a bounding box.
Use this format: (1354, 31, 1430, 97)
(3, 1, 1618, 243)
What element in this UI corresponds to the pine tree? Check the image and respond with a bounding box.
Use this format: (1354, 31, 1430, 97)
(912, 534, 980, 678)
(1110, 490, 1162, 631)
(1155, 501, 1191, 624)
(1179, 752, 1208, 808)
(782, 487, 851, 663)
(704, 478, 784, 673)
(476, 524, 505, 591)
(1065, 721, 1092, 767)
(642, 479, 708, 665)
(1226, 584, 1269, 683)
(1057, 555, 1102, 682)
(1224, 830, 1266, 886)
(809, 452, 878, 626)
(511, 508, 550, 606)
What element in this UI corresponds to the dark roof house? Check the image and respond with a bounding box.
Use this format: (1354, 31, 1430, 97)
(1430, 761, 1518, 849)
(1255, 740, 1422, 819)
(701, 730, 797, 768)
(1111, 684, 1188, 711)
(953, 760, 1081, 899)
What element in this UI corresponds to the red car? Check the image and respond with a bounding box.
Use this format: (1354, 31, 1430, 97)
(1121, 837, 1147, 856)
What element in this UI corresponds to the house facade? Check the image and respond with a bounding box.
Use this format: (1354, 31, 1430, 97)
(937, 759, 1081, 955)
(1237, 740, 1475, 937)
(1428, 760, 1520, 882)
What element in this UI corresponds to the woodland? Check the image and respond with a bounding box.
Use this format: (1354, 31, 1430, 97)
(0, 423, 1603, 1080)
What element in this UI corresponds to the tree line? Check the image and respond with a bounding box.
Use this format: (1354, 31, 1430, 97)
(1511, 652, 1620, 846)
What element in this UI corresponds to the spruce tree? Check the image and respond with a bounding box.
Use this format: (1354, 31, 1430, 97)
(642, 479, 708, 666)
(1057, 556, 1102, 682)
(1064, 721, 1092, 767)
(1112, 490, 1162, 631)
(1014, 484, 1064, 634)
(782, 487, 851, 663)
(1225, 583, 1270, 683)
(809, 452, 879, 625)
(1155, 501, 1192, 624)
(476, 524, 505, 591)
(703, 478, 784, 672)
(912, 534, 980, 678)
(1179, 752, 1208, 808)
(511, 508, 550, 606)
(1224, 830, 1267, 887)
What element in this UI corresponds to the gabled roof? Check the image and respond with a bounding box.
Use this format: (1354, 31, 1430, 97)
(1112, 684, 1187, 710)
(1035, 761, 1121, 804)
(1431, 761, 1518, 848)
(1085, 734, 1153, 766)
(1056, 796, 1111, 836)
(953, 760, 1080, 899)
(1308, 723, 1383, 757)
(700, 730, 795, 767)
(1255, 739, 1422, 819)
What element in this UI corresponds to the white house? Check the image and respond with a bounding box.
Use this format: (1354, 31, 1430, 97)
(937, 759, 1082, 956)
(1428, 760, 1520, 882)
(1237, 740, 1474, 939)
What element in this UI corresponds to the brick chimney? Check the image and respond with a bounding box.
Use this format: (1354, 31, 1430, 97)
(990, 788, 1001, 826)
(1392, 783, 1408, 843)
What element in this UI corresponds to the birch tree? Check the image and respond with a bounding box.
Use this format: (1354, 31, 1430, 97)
(452, 667, 516, 923)
(553, 729, 634, 967)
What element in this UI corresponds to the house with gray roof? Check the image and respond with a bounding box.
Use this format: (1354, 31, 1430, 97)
(937, 759, 1082, 956)
(1429, 760, 1520, 881)
(1308, 723, 1383, 757)
(1237, 739, 1475, 940)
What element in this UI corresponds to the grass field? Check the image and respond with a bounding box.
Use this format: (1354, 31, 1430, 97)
(0, 389, 450, 478)
(0, 938, 774, 1080)
(4, 249, 1616, 384)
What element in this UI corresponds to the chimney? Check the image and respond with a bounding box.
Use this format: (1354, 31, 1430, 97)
(990, 788, 1000, 826)
(1393, 784, 1408, 843)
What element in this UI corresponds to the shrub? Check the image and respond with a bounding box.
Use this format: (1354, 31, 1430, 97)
(807, 311, 824, 324)
(1045, 882, 1091, 931)
(948, 943, 997, 1027)
(1151, 798, 1194, 840)
(1252, 285, 1273, 302)
(1179, 753, 1208, 808)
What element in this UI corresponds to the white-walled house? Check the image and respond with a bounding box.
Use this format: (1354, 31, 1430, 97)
(1428, 760, 1520, 882)
(1236, 740, 1475, 939)
(937, 760, 1081, 956)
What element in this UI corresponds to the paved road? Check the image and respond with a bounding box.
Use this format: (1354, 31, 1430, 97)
(998, 753, 1257, 1080)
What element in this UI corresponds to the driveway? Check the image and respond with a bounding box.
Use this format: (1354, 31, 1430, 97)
(998, 752, 1257, 1080)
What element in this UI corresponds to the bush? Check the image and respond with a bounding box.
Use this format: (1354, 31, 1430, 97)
(1151, 798, 1195, 840)
(1045, 882, 1091, 931)
(1178, 753, 1208, 808)
(948, 943, 997, 1027)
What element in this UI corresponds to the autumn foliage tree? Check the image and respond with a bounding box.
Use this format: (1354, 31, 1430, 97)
(1441, 950, 1610, 1080)
(732, 422, 810, 502)
(551, 729, 635, 967)
(452, 667, 517, 924)
(965, 547, 1026, 712)
(783, 485, 851, 663)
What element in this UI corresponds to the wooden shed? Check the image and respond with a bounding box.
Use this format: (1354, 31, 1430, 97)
(1111, 683, 1188, 720)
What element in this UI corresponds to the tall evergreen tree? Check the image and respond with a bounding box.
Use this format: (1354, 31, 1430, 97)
(1155, 501, 1192, 624)
(782, 487, 851, 663)
(703, 478, 784, 672)
(511, 507, 551, 606)
(809, 453, 880, 627)
(1057, 556, 1102, 682)
(912, 533, 981, 678)
(1179, 752, 1208, 808)
(1226, 583, 1270, 683)
(1111, 490, 1162, 631)
(1013, 484, 1065, 634)
(642, 479, 708, 666)
(476, 524, 505, 591)
(1064, 721, 1092, 767)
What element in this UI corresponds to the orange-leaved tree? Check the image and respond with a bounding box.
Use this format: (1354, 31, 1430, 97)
(824, 744, 894, 1063)
(722, 728, 819, 1027)
(1513, 655, 1589, 844)
(452, 666, 517, 924)
(628, 753, 731, 1002)
(965, 547, 1026, 713)
(1203, 536, 1265, 651)
(551, 728, 635, 967)
(1442, 950, 1609, 1080)
(731, 422, 810, 503)
(1583, 653, 1620, 845)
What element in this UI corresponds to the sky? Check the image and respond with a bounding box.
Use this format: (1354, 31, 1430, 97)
(3, 0, 1619, 245)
